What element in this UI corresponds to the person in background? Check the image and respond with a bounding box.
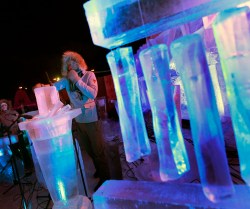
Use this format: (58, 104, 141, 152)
(0, 100, 19, 135)
(0, 99, 33, 175)
(13, 87, 34, 114)
(34, 50, 110, 191)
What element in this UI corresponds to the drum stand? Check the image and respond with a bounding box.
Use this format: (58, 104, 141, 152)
(1, 118, 28, 209)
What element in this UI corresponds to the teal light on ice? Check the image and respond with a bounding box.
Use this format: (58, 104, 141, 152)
(170, 34, 234, 203)
(106, 47, 151, 163)
(213, 6, 250, 186)
(33, 132, 78, 205)
(139, 44, 190, 181)
(57, 180, 67, 202)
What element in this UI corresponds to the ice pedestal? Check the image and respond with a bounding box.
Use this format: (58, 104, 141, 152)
(93, 180, 250, 209)
(18, 108, 90, 208)
(213, 6, 250, 187)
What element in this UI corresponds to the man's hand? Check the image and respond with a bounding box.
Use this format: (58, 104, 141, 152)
(67, 70, 81, 84)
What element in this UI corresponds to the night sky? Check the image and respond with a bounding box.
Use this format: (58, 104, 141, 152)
(0, 0, 111, 100)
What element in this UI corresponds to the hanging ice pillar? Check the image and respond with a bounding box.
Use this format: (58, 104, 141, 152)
(170, 34, 234, 202)
(213, 6, 250, 186)
(139, 44, 190, 181)
(106, 47, 151, 163)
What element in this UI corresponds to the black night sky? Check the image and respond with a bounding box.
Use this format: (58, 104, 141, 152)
(0, 0, 111, 100)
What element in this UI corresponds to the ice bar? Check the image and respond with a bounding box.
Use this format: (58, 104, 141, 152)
(106, 47, 151, 162)
(83, 0, 249, 49)
(213, 6, 250, 186)
(139, 44, 190, 181)
(170, 34, 234, 202)
(93, 180, 250, 209)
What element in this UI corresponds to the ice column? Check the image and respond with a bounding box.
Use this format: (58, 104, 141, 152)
(106, 47, 151, 162)
(139, 44, 190, 181)
(170, 34, 234, 202)
(212, 6, 250, 186)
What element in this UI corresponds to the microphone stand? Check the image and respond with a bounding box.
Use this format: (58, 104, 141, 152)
(72, 137, 89, 198)
(3, 115, 28, 209)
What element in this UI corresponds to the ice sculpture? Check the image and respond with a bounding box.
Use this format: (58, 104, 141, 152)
(170, 34, 234, 202)
(212, 6, 250, 186)
(83, 0, 248, 49)
(19, 86, 92, 209)
(139, 44, 190, 181)
(106, 47, 151, 163)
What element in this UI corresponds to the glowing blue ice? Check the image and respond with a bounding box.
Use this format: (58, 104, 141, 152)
(106, 47, 151, 163)
(83, 0, 248, 49)
(19, 109, 82, 208)
(33, 132, 78, 205)
(139, 44, 190, 181)
(170, 34, 234, 202)
(213, 6, 250, 186)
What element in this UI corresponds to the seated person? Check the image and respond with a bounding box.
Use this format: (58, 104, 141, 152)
(0, 99, 33, 175)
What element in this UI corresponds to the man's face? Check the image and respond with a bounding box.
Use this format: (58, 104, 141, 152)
(65, 57, 77, 71)
(67, 59, 82, 75)
(0, 103, 8, 111)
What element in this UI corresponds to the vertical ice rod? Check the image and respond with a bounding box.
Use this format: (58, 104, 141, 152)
(139, 44, 190, 181)
(213, 6, 250, 186)
(170, 34, 234, 202)
(106, 47, 151, 162)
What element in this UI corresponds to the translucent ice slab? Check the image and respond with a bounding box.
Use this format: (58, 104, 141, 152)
(83, 0, 249, 49)
(93, 180, 250, 209)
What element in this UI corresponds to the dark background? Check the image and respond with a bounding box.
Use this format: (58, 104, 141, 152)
(0, 0, 145, 101)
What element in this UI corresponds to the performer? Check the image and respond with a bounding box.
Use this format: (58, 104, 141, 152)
(34, 51, 110, 191)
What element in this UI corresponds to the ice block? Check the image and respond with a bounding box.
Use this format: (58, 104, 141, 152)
(106, 46, 151, 162)
(83, 0, 249, 49)
(170, 34, 234, 202)
(93, 180, 250, 209)
(34, 86, 62, 117)
(212, 6, 250, 186)
(139, 44, 190, 181)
